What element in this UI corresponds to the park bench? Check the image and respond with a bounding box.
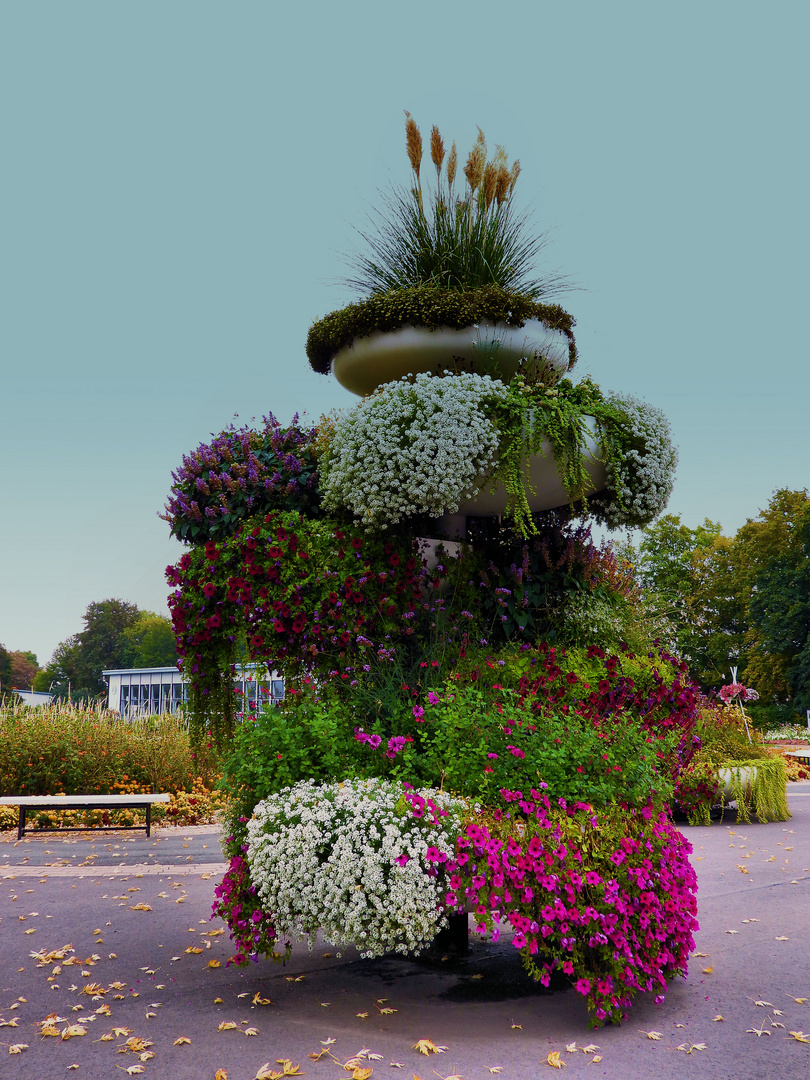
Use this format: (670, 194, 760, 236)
(0, 794, 171, 840)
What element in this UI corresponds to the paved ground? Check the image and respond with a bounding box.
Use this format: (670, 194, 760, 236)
(2, 786, 810, 1080)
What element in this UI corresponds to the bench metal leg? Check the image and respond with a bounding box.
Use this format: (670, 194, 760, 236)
(146, 805, 152, 838)
(17, 807, 26, 841)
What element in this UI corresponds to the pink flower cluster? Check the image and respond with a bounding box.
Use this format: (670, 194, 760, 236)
(211, 846, 283, 966)
(719, 683, 758, 703)
(440, 790, 699, 1027)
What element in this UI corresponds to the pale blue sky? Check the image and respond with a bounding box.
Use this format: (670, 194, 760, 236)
(2, 1, 808, 669)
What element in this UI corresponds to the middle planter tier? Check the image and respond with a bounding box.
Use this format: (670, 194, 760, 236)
(331, 319, 573, 397)
(458, 417, 608, 516)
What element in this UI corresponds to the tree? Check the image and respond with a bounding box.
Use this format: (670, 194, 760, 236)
(748, 502, 810, 712)
(119, 612, 178, 669)
(0, 644, 13, 696)
(9, 651, 39, 689)
(626, 514, 722, 678)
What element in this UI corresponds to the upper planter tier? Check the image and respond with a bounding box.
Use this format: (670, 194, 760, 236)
(330, 320, 571, 398)
(306, 286, 578, 394)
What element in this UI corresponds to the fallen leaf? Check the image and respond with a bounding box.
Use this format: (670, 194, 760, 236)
(208, 959, 221, 968)
(590, 1057, 602, 1064)
(510, 1022, 522, 1030)
(565, 1042, 578, 1052)
(788, 1031, 810, 1044)
(0, 1018, 19, 1028)
(755, 1000, 774, 1007)
(245, 1027, 258, 1036)
(413, 1039, 447, 1055)
(712, 1015, 725, 1022)
(746, 1025, 771, 1037)
(776, 936, 789, 941)
(215, 1071, 228, 1080)
(582, 1045, 600, 1053)
(788, 997, 809, 1004)
(640, 1031, 662, 1040)
(185, 946, 203, 955)
(677, 1043, 707, 1053)
(546, 1050, 564, 1068)
(174, 1036, 191, 1044)
(725, 929, 739, 934)
(702, 968, 714, 974)
(356, 1012, 369, 1019)
(129, 904, 152, 912)
(218, 1021, 238, 1031)
(61, 1024, 87, 1039)
(8, 1044, 28, 1053)
(488, 1069, 503, 1075)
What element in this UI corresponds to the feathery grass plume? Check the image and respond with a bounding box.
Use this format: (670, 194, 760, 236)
(430, 125, 445, 174)
(464, 128, 486, 192)
(495, 164, 511, 205)
(447, 141, 457, 188)
(509, 158, 521, 194)
(483, 161, 498, 211)
(405, 111, 423, 209)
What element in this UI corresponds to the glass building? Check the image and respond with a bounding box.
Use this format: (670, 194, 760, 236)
(103, 665, 284, 717)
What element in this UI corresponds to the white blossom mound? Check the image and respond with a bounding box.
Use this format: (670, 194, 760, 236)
(321, 372, 508, 529)
(246, 778, 467, 957)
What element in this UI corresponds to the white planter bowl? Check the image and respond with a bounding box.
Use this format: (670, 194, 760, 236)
(331, 320, 572, 397)
(716, 765, 758, 802)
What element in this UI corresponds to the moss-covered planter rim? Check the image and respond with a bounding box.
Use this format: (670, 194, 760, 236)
(306, 285, 578, 376)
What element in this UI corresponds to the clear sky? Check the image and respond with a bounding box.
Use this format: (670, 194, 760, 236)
(2, 1, 808, 670)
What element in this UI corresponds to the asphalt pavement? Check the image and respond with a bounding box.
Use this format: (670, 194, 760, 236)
(2, 785, 810, 1080)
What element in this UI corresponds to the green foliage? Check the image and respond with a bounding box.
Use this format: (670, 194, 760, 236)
(306, 284, 577, 375)
(119, 612, 178, 669)
(0, 699, 219, 797)
(0, 644, 12, 695)
(749, 505, 810, 711)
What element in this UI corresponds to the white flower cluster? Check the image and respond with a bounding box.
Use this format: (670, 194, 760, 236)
(321, 372, 508, 529)
(595, 393, 678, 529)
(246, 777, 466, 958)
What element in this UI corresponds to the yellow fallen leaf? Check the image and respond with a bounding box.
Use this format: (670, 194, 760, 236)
(712, 1015, 725, 1022)
(0, 1018, 19, 1028)
(24, 928, 36, 934)
(244, 1027, 258, 1036)
(546, 1050, 564, 1068)
(61, 1024, 87, 1039)
(565, 1042, 578, 1052)
(112, 1027, 131, 1036)
(215, 1070, 228, 1080)
(185, 946, 203, 955)
(788, 997, 809, 1004)
(129, 904, 152, 912)
(254, 1066, 281, 1080)
(776, 936, 790, 941)
(640, 1030, 662, 1040)
(413, 1039, 447, 1055)
(511, 1022, 522, 1030)
(356, 1012, 369, 1019)
(277, 1062, 302, 1076)
(99, 1032, 114, 1041)
(208, 959, 221, 968)
(124, 1066, 145, 1076)
(125, 1037, 153, 1052)
(789, 1031, 810, 1043)
(755, 1000, 773, 1007)
(214, 998, 224, 1004)
(41, 1024, 61, 1037)
(352, 1070, 373, 1080)
(8, 1044, 28, 1053)
(218, 1021, 238, 1030)
(174, 1036, 191, 1045)
(590, 1057, 602, 1064)
(702, 967, 714, 974)
(582, 1045, 599, 1053)
(677, 1043, 707, 1053)
(488, 1070, 503, 1075)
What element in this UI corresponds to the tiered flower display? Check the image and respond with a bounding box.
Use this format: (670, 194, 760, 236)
(166, 116, 701, 1027)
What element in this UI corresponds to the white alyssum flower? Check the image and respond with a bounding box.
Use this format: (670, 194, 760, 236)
(594, 393, 678, 529)
(246, 778, 466, 958)
(321, 372, 508, 529)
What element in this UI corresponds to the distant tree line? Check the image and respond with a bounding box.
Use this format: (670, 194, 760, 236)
(621, 488, 810, 722)
(17, 599, 179, 701)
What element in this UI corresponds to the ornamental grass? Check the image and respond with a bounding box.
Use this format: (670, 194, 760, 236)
(0, 700, 222, 831)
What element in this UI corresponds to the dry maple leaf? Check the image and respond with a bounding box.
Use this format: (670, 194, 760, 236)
(776, 936, 790, 941)
(185, 946, 203, 955)
(510, 1022, 522, 1030)
(0, 1018, 19, 1028)
(218, 1021, 238, 1031)
(244, 1027, 258, 1036)
(546, 1050, 565, 1068)
(129, 904, 152, 912)
(351, 1070, 373, 1080)
(582, 1045, 599, 1053)
(61, 1024, 87, 1039)
(746, 1025, 771, 1037)
(252, 993, 273, 1005)
(356, 1012, 369, 1019)
(488, 1069, 503, 1075)
(787, 996, 809, 1004)
(702, 967, 714, 974)
(8, 1044, 28, 1053)
(712, 1015, 725, 1022)
(413, 1039, 447, 1055)
(208, 959, 221, 968)
(639, 1031, 662, 1040)
(754, 1000, 773, 1007)
(788, 1031, 810, 1043)
(174, 1036, 191, 1045)
(677, 1043, 706, 1054)
(590, 1057, 602, 1064)
(215, 1071, 228, 1080)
